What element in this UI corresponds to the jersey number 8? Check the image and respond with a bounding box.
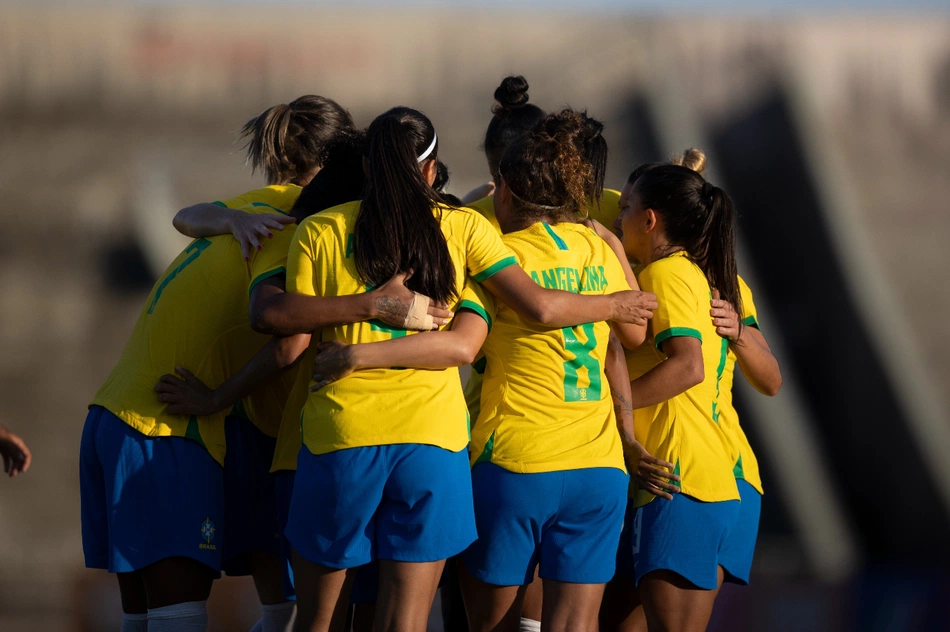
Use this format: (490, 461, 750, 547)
(562, 323, 601, 402)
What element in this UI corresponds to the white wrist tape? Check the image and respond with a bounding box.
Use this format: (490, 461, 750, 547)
(403, 292, 435, 330)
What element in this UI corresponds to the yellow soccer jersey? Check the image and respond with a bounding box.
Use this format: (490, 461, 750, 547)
(585, 188, 623, 228)
(269, 348, 317, 473)
(463, 190, 622, 422)
(467, 195, 500, 232)
(213, 184, 301, 214)
(625, 251, 739, 506)
(470, 222, 630, 474)
(237, 225, 300, 439)
(717, 275, 763, 494)
(91, 208, 297, 465)
(288, 201, 515, 456)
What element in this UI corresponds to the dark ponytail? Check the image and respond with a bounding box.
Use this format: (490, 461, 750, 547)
(239, 95, 355, 185)
(354, 107, 456, 304)
(634, 165, 742, 318)
(290, 129, 367, 222)
(484, 76, 547, 179)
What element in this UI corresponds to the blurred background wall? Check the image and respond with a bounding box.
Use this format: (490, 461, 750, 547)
(0, 2, 949, 630)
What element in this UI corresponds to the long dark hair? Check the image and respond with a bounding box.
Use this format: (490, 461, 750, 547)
(289, 129, 367, 222)
(634, 164, 743, 317)
(239, 95, 355, 185)
(484, 76, 547, 179)
(354, 107, 456, 303)
(498, 109, 593, 224)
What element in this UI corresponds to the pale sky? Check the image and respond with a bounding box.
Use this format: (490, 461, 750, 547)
(50, 0, 950, 12)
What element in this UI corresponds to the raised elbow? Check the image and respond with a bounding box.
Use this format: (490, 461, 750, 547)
(172, 209, 188, 234)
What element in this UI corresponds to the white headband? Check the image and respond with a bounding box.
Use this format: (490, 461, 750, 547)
(417, 132, 438, 163)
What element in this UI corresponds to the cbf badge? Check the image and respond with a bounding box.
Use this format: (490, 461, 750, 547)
(199, 518, 217, 551)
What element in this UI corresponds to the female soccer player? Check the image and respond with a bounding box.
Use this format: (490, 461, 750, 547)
(153, 96, 355, 632)
(608, 164, 745, 632)
(305, 111, 668, 632)
(270, 106, 655, 632)
(601, 151, 782, 631)
(174, 94, 355, 261)
(670, 149, 782, 593)
(457, 111, 646, 632)
(82, 128, 445, 632)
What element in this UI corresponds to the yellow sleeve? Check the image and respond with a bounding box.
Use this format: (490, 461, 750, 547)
(247, 212, 295, 295)
(600, 243, 632, 294)
(737, 275, 759, 329)
(463, 211, 519, 282)
(285, 221, 324, 297)
(639, 262, 702, 351)
(457, 280, 496, 331)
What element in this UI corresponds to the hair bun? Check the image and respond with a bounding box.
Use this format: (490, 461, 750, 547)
(672, 147, 707, 177)
(493, 76, 531, 112)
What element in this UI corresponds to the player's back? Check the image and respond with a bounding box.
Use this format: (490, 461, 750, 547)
(92, 232, 266, 464)
(474, 221, 628, 474)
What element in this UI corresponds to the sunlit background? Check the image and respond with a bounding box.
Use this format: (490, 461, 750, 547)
(1, 1, 949, 630)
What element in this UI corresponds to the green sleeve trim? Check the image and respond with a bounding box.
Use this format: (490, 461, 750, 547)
(250, 201, 289, 215)
(249, 267, 286, 296)
(459, 300, 492, 331)
(472, 256, 518, 283)
(212, 200, 227, 208)
(742, 315, 760, 329)
(654, 327, 703, 350)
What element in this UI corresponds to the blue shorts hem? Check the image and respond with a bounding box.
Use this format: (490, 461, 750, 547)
(462, 562, 529, 588)
(540, 568, 617, 585)
(634, 561, 718, 591)
(719, 564, 750, 586)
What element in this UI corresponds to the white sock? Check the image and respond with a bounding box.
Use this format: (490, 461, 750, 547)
(147, 600, 208, 632)
(249, 619, 264, 632)
(520, 617, 541, 632)
(121, 612, 148, 632)
(261, 601, 296, 632)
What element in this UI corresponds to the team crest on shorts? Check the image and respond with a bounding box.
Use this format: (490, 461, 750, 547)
(199, 518, 217, 550)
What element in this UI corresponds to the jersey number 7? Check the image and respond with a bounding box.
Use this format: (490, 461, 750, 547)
(147, 238, 212, 314)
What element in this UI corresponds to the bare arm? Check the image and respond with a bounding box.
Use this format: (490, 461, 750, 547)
(586, 219, 649, 349)
(309, 311, 489, 389)
(155, 333, 312, 416)
(460, 182, 496, 205)
(605, 333, 679, 499)
(709, 294, 782, 397)
(480, 265, 657, 328)
(250, 274, 454, 337)
(629, 336, 705, 409)
(174, 203, 296, 260)
(732, 326, 783, 396)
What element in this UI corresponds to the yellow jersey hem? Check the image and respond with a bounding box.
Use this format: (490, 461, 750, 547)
(303, 436, 470, 456)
